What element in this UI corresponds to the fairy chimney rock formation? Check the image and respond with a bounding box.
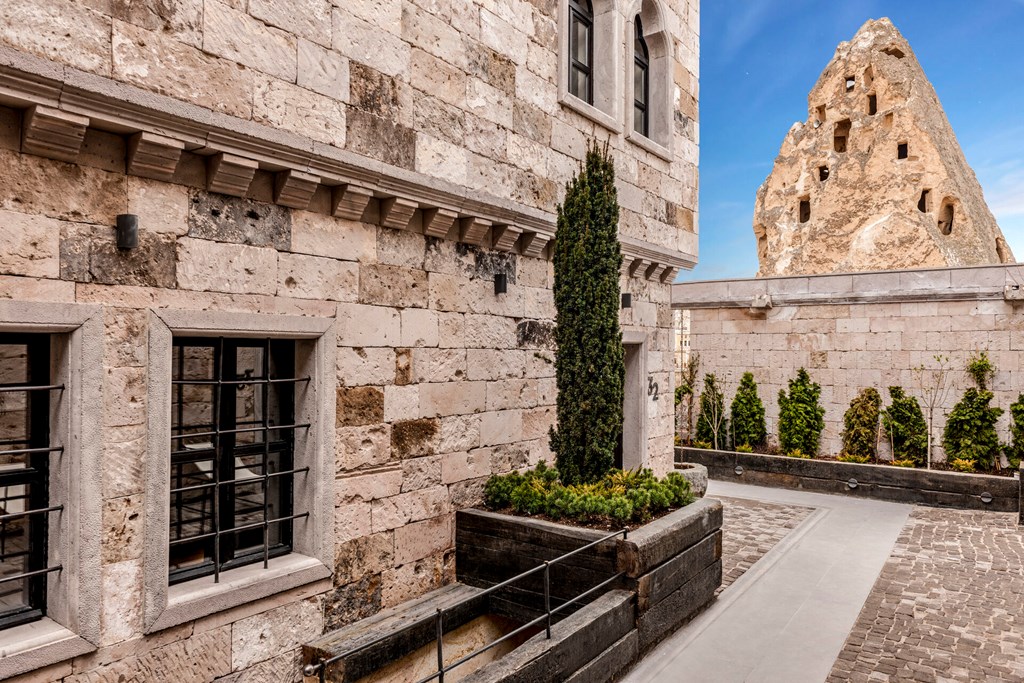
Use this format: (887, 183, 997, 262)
(753, 18, 1014, 276)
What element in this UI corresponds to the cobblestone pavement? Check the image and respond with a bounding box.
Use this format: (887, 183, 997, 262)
(716, 495, 816, 594)
(828, 507, 1024, 683)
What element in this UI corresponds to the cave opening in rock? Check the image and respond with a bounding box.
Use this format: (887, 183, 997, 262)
(918, 189, 931, 213)
(819, 166, 830, 181)
(834, 119, 851, 153)
(938, 199, 955, 235)
(898, 142, 908, 159)
(845, 76, 855, 92)
(867, 94, 877, 115)
(799, 197, 811, 224)
(815, 104, 826, 124)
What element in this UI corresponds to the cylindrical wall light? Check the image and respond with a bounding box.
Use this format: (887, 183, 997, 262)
(116, 214, 139, 250)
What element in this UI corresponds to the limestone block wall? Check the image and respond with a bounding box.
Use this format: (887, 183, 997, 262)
(676, 265, 1024, 460)
(0, 115, 676, 683)
(0, 0, 700, 257)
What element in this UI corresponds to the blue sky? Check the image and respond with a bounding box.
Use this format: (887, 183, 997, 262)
(683, 0, 1024, 281)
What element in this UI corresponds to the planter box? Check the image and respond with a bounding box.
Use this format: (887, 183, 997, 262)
(456, 499, 723, 682)
(680, 447, 1022, 514)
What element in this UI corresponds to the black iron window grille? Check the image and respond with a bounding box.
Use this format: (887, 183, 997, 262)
(634, 17, 650, 137)
(568, 0, 594, 104)
(0, 333, 62, 631)
(169, 337, 310, 584)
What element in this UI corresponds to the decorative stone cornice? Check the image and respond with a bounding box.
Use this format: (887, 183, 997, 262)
(0, 45, 696, 282)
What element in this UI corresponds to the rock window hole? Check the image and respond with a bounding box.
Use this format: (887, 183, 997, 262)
(898, 142, 908, 160)
(815, 105, 826, 124)
(819, 166, 830, 181)
(799, 197, 811, 224)
(834, 119, 851, 153)
(845, 76, 855, 92)
(918, 189, 931, 213)
(938, 199, 955, 235)
(863, 66, 874, 89)
(867, 94, 877, 115)
(883, 46, 905, 59)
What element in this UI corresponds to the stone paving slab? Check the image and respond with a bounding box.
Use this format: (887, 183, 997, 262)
(827, 507, 1024, 683)
(716, 496, 815, 595)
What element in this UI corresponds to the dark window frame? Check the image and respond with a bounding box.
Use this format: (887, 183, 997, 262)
(568, 0, 594, 104)
(168, 337, 308, 585)
(633, 17, 651, 137)
(0, 333, 59, 631)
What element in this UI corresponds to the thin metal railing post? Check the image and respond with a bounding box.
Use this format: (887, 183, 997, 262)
(543, 561, 552, 639)
(436, 608, 445, 683)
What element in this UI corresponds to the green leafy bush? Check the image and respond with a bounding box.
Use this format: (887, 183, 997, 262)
(692, 440, 712, 449)
(837, 453, 871, 464)
(735, 444, 754, 453)
(892, 459, 917, 468)
(882, 387, 929, 467)
(730, 372, 766, 450)
(483, 462, 695, 526)
(1004, 394, 1024, 471)
(549, 143, 624, 486)
(943, 388, 1003, 471)
(949, 458, 976, 473)
(785, 449, 812, 459)
(966, 351, 995, 390)
(840, 388, 882, 461)
(778, 368, 825, 456)
(696, 374, 728, 450)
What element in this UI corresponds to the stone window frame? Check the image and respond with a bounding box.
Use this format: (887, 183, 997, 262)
(624, 0, 674, 160)
(143, 309, 335, 634)
(558, 0, 624, 133)
(0, 301, 103, 680)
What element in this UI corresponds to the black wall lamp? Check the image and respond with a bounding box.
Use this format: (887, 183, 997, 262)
(621, 292, 632, 309)
(116, 214, 139, 250)
(494, 273, 508, 295)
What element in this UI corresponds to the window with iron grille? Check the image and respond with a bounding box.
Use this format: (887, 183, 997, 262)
(634, 17, 650, 138)
(568, 0, 594, 104)
(169, 337, 310, 584)
(0, 333, 62, 631)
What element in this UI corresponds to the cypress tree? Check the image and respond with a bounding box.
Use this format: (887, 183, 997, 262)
(549, 142, 624, 485)
(840, 388, 882, 462)
(882, 386, 928, 466)
(778, 368, 825, 456)
(730, 372, 766, 449)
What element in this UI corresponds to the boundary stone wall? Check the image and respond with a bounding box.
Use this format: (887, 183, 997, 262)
(674, 264, 1024, 461)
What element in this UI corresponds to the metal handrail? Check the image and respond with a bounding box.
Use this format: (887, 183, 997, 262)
(303, 526, 629, 682)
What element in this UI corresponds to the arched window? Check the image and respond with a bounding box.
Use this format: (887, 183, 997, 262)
(633, 18, 650, 137)
(568, 0, 594, 104)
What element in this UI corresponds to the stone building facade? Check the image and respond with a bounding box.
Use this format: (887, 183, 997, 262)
(675, 265, 1024, 460)
(0, 0, 698, 680)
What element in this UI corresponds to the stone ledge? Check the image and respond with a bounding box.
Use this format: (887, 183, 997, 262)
(0, 45, 694, 280)
(616, 498, 724, 578)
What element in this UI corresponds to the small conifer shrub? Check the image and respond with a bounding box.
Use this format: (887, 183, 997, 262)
(730, 372, 766, 450)
(778, 368, 825, 457)
(882, 387, 928, 467)
(549, 143, 623, 485)
(840, 388, 882, 462)
(943, 354, 1002, 471)
(696, 373, 728, 450)
(1005, 394, 1024, 470)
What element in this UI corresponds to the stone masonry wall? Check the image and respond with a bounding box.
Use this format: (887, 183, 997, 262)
(0, 109, 676, 683)
(676, 265, 1024, 461)
(1, 0, 699, 257)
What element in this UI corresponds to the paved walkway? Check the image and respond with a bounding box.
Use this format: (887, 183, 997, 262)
(623, 481, 912, 683)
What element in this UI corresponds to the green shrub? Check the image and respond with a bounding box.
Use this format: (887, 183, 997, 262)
(882, 387, 929, 467)
(837, 453, 871, 464)
(892, 459, 917, 468)
(483, 462, 695, 526)
(785, 449, 812, 459)
(966, 351, 995, 390)
(692, 440, 712, 449)
(730, 372, 766, 450)
(1004, 394, 1024, 470)
(778, 368, 825, 456)
(735, 443, 754, 453)
(840, 388, 882, 461)
(549, 142, 624, 486)
(943, 388, 1003, 471)
(696, 373, 728, 450)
